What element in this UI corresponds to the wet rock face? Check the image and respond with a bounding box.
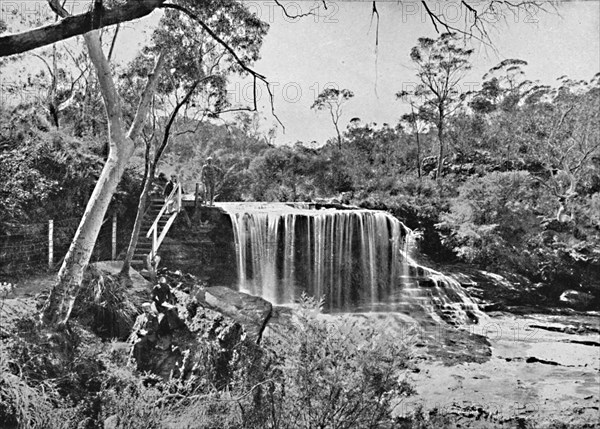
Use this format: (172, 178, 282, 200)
(448, 265, 600, 313)
(129, 276, 271, 382)
(559, 289, 595, 310)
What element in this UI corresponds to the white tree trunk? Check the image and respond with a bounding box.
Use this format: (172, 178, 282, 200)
(40, 30, 164, 328)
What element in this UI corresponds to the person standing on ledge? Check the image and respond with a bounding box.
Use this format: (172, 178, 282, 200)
(164, 174, 178, 213)
(201, 156, 221, 206)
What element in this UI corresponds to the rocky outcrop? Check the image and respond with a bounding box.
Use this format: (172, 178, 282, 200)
(129, 276, 271, 382)
(448, 266, 600, 313)
(200, 286, 272, 343)
(447, 267, 549, 312)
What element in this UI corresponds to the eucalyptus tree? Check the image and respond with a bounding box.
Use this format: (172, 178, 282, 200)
(524, 76, 600, 219)
(469, 59, 531, 114)
(400, 109, 428, 178)
(311, 88, 354, 149)
(397, 32, 473, 180)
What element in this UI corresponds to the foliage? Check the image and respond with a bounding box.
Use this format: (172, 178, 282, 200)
(469, 58, 531, 114)
(439, 171, 543, 269)
(0, 103, 141, 249)
(0, 105, 102, 228)
(72, 266, 141, 340)
(1, 288, 415, 428)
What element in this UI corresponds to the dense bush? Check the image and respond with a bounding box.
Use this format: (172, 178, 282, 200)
(0, 105, 142, 231)
(0, 294, 417, 428)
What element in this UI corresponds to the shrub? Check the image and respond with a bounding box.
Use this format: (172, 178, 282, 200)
(233, 294, 415, 429)
(72, 266, 140, 340)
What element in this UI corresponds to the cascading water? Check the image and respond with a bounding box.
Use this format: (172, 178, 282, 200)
(222, 202, 480, 324)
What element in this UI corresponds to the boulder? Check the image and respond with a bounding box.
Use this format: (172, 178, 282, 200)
(131, 287, 244, 382)
(130, 281, 269, 383)
(559, 289, 595, 310)
(200, 286, 272, 343)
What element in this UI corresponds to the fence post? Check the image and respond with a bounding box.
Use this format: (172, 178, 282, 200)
(112, 213, 117, 260)
(195, 182, 200, 208)
(48, 219, 53, 269)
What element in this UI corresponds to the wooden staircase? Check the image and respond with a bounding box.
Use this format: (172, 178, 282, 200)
(130, 198, 163, 267)
(131, 183, 182, 268)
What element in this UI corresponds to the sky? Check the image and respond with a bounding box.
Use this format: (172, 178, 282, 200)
(223, 0, 600, 146)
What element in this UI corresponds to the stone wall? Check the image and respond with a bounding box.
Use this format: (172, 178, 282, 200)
(158, 204, 238, 288)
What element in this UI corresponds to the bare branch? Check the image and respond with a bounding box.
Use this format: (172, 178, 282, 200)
(154, 81, 199, 164)
(107, 24, 120, 62)
(274, 0, 319, 19)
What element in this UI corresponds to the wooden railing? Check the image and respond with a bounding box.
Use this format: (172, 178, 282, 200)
(146, 182, 182, 264)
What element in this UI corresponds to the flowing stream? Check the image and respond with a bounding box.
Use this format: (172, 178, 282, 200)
(220, 202, 479, 323)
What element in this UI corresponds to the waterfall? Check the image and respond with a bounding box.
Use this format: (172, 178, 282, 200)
(222, 202, 479, 323)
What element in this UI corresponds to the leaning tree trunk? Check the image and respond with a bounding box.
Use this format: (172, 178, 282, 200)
(120, 163, 155, 276)
(40, 30, 164, 328)
(40, 138, 134, 327)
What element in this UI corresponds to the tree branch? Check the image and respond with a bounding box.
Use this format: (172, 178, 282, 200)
(274, 0, 319, 19)
(0, 0, 166, 57)
(159, 3, 285, 131)
(154, 81, 199, 164)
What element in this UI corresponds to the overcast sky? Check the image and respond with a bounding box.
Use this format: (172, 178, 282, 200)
(223, 0, 600, 146)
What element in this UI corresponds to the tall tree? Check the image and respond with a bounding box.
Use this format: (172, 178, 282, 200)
(39, 0, 269, 328)
(400, 107, 427, 179)
(397, 32, 473, 180)
(469, 59, 531, 114)
(311, 88, 354, 149)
